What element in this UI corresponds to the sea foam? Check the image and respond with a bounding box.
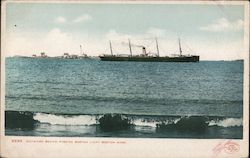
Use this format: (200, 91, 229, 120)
(33, 113, 97, 126)
(208, 118, 242, 127)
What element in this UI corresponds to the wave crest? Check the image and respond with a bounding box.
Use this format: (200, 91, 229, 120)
(5, 111, 243, 130)
(208, 118, 242, 127)
(33, 113, 97, 126)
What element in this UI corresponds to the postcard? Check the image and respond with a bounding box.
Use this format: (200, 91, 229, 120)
(0, 0, 249, 157)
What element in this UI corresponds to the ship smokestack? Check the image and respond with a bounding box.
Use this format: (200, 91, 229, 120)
(142, 47, 146, 56)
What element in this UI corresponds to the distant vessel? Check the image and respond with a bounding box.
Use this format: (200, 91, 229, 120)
(61, 45, 89, 59)
(99, 38, 199, 62)
(30, 45, 89, 59)
(32, 52, 48, 58)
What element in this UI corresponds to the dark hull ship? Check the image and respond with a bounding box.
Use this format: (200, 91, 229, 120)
(99, 38, 199, 62)
(99, 55, 199, 62)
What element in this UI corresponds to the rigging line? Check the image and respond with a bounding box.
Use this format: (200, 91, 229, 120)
(181, 40, 195, 53)
(158, 45, 169, 55)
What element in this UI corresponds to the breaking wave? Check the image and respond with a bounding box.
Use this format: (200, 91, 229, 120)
(208, 118, 243, 127)
(33, 113, 97, 126)
(5, 111, 243, 130)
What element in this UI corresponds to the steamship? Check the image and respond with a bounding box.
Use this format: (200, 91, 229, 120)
(99, 38, 199, 62)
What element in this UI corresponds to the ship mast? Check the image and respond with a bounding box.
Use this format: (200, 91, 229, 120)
(155, 38, 160, 57)
(80, 45, 83, 55)
(109, 40, 113, 56)
(178, 38, 182, 56)
(128, 39, 132, 57)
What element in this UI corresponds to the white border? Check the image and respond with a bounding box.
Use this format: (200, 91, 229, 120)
(1, 1, 249, 158)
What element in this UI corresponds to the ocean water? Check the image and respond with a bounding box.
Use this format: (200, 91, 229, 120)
(5, 57, 243, 138)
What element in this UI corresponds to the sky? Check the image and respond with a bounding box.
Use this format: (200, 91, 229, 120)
(4, 2, 247, 60)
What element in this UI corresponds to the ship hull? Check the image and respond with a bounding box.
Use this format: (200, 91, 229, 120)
(99, 56, 199, 62)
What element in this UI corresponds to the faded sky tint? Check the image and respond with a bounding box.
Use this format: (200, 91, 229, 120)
(4, 2, 247, 60)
